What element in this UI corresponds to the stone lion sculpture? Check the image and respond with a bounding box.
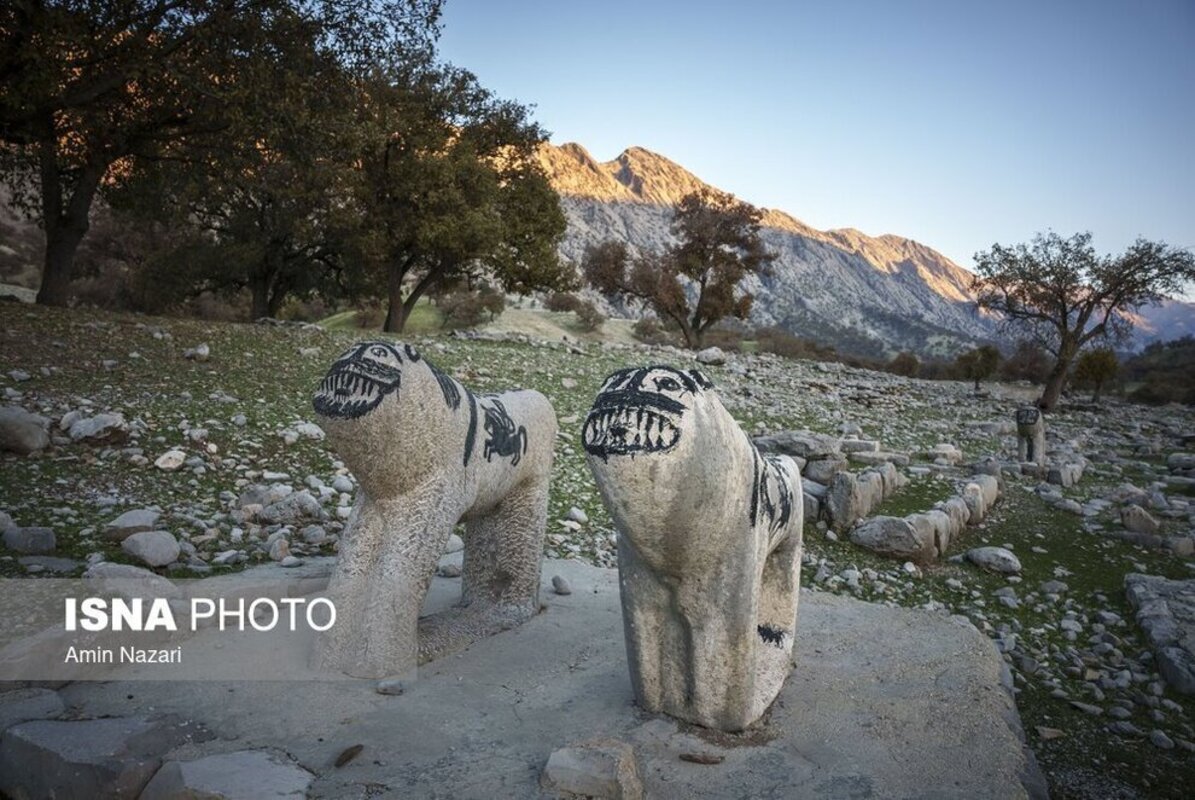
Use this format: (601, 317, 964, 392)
(583, 365, 804, 731)
(312, 340, 556, 678)
(1015, 406, 1045, 466)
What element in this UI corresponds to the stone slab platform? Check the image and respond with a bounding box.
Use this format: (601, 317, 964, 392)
(49, 558, 1044, 799)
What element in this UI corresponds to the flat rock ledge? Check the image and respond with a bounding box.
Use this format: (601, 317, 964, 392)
(14, 559, 1044, 799)
(1125, 573, 1195, 695)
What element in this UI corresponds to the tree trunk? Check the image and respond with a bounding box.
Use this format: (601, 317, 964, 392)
(1092, 382, 1103, 403)
(249, 278, 271, 321)
(1039, 348, 1076, 411)
(383, 266, 406, 333)
(37, 231, 86, 306)
(36, 139, 103, 307)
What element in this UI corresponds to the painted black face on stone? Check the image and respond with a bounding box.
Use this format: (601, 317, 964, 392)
(1016, 407, 1040, 425)
(313, 341, 411, 419)
(583, 366, 712, 461)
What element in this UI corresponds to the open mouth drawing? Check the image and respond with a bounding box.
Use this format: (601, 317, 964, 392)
(583, 395, 683, 460)
(312, 343, 404, 420)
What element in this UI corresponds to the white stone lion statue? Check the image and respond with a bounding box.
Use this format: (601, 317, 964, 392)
(584, 365, 803, 731)
(312, 340, 556, 678)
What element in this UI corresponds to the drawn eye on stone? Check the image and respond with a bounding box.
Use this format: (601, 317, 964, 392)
(654, 376, 681, 393)
(370, 346, 391, 360)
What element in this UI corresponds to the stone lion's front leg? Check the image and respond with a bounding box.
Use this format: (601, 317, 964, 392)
(316, 491, 451, 679)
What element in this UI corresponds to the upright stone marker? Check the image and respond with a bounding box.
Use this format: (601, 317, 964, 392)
(584, 366, 804, 731)
(312, 341, 556, 678)
(1015, 406, 1045, 466)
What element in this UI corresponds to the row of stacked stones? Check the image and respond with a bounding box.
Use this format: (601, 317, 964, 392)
(752, 430, 906, 531)
(850, 473, 1002, 563)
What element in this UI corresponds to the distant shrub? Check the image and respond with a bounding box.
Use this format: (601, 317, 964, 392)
(887, 351, 920, 377)
(633, 317, 671, 345)
(280, 296, 331, 323)
(1072, 347, 1119, 402)
(544, 292, 581, 313)
(573, 299, 606, 332)
(1000, 340, 1051, 384)
(755, 326, 837, 362)
(355, 299, 384, 329)
(702, 328, 743, 352)
(440, 284, 505, 329)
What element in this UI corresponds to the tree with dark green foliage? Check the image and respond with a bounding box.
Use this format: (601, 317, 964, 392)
(350, 64, 570, 333)
(973, 231, 1195, 410)
(954, 344, 1001, 390)
(1072, 347, 1119, 402)
(0, 0, 441, 307)
(114, 20, 362, 320)
(888, 351, 919, 377)
(582, 187, 774, 349)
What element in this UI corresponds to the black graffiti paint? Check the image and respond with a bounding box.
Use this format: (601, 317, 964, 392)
(1016, 407, 1040, 425)
(749, 446, 795, 534)
(582, 366, 709, 461)
(428, 363, 462, 411)
(480, 397, 527, 466)
(312, 341, 406, 419)
(757, 624, 787, 647)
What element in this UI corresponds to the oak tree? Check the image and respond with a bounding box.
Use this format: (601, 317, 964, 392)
(973, 231, 1195, 410)
(0, 0, 441, 306)
(583, 188, 773, 349)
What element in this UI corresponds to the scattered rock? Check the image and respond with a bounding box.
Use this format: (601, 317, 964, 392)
(1121, 504, 1160, 535)
(695, 347, 726, 366)
(258, 492, 323, 525)
(0, 406, 50, 454)
(375, 680, 405, 696)
(436, 563, 462, 578)
(444, 533, 464, 554)
(68, 412, 129, 445)
(121, 531, 181, 568)
(542, 738, 643, 800)
(154, 449, 187, 471)
(183, 343, 210, 361)
(104, 508, 161, 542)
(552, 575, 573, 595)
(966, 547, 1022, 575)
(2, 526, 55, 554)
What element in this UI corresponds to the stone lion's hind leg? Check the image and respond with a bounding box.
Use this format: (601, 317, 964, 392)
(751, 530, 802, 720)
(418, 478, 547, 663)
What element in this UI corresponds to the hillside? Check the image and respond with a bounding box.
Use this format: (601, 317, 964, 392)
(538, 141, 1195, 357)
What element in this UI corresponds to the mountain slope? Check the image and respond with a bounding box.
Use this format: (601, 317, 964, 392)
(537, 142, 994, 358)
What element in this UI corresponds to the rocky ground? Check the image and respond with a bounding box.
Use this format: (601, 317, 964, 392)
(2, 304, 1195, 798)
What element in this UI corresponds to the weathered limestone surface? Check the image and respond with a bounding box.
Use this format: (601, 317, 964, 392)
(1125, 573, 1195, 695)
(0, 716, 188, 799)
(46, 560, 1044, 799)
(141, 749, 314, 799)
(585, 366, 803, 731)
(312, 340, 557, 679)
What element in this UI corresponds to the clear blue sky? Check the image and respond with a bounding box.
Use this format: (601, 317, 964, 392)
(437, 0, 1194, 278)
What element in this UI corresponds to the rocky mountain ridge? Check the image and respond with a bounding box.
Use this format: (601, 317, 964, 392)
(537, 141, 1192, 357)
